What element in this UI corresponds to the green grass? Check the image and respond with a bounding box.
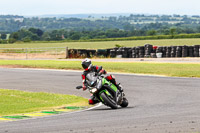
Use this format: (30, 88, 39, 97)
(0, 89, 88, 116)
(1, 38, 200, 49)
(0, 60, 200, 78)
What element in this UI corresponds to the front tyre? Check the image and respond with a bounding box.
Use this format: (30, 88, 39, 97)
(120, 97, 128, 108)
(100, 92, 118, 109)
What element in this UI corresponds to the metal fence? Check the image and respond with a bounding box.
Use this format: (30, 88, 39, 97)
(0, 47, 67, 59)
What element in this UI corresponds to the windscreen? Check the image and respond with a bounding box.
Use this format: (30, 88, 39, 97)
(86, 72, 97, 86)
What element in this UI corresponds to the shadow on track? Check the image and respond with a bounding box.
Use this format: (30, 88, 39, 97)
(89, 106, 135, 111)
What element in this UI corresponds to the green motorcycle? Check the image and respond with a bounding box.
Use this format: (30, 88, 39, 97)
(76, 67, 128, 109)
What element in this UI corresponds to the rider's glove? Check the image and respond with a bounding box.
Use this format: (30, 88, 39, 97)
(83, 86, 87, 91)
(100, 70, 107, 74)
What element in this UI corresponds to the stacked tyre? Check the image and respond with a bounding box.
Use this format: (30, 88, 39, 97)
(132, 47, 136, 58)
(116, 48, 123, 58)
(128, 48, 133, 58)
(189, 46, 194, 57)
(176, 46, 182, 57)
(171, 46, 177, 57)
(110, 49, 116, 58)
(110, 48, 118, 58)
(122, 47, 131, 58)
(199, 46, 200, 57)
(194, 45, 199, 57)
(166, 46, 171, 58)
(135, 47, 140, 58)
(156, 46, 162, 53)
(78, 49, 87, 58)
(162, 47, 167, 58)
(144, 44, 153, 57)
(86, 50, 96, 58)
(97, 49, 107, 57)
(182, 45, 188, 57)
(151, 46, 157, 58)
(138, 46, 145, 58)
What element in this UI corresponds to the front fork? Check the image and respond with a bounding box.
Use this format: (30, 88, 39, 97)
(98, 89, 122, 105)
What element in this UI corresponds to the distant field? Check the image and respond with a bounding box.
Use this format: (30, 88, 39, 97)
(1, 38, 200, 49)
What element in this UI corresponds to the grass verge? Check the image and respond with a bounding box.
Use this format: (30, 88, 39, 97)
(1, 38, 200, 49)
(0, 60, 200, 78)
(0, 89, 88, 116)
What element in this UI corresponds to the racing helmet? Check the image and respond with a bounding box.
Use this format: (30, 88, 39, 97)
(82, 58, 92, 70)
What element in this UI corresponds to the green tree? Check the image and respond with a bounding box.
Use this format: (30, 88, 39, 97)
(147, 30, 157, 36)
(49, 30, 63, 40)
(31, 34, 40, 41)
(0, 33, 7, 40)
(9, 32, 19, 40)
(29, 28, 44, 37)
(8, 38, 16, 43)
(70, 33, 81, 40)
(170, 28, 176, 38)
(22, 37, 31, 42)
(41, 32, 51, 41)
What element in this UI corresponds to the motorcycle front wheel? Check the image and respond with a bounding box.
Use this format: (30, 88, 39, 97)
(120, 97, 128, 108)
(100, 92, 118, 109)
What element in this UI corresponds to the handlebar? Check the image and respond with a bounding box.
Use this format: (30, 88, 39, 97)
(76, 86, 83, 89)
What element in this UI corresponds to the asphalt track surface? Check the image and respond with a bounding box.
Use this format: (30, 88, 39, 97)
(0, 68, 200, 133)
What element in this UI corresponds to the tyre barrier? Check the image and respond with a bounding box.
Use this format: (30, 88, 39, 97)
(68, 48, 112, 58)
(67, 44, 200, 58)
(109, 44, 200, 58)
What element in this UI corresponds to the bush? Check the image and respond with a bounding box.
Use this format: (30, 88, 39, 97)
(8, 38, 17, 43)
(22, 37, 31, 42)
(0, 40, 8, 44)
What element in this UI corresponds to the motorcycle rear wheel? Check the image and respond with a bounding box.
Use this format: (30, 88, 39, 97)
(100, 92, 118, 109)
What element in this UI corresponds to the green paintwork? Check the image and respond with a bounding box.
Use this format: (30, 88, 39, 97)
(102, 78, 117, 92)
(99, 96, 104, 102)
(105, 90, 111, 96)
(99, 78, 118, 102)
(110, 84, 118, 92)
(41, 111, 61, 114)
(65, 106, 84, 110)
(2, 116, 31, 119)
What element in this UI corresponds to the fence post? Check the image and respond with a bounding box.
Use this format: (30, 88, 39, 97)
(56, 48, 58, 58)
(66, 47, 69, 58)
(26, 48, 28, 59)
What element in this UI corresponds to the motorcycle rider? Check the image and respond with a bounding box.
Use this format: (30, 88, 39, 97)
(81, 58, 124, 105)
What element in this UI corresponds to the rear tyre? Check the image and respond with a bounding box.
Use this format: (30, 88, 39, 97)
(100, 92, 118, 109)
(120, 97, 128, 108)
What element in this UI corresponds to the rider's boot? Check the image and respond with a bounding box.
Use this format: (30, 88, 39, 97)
(88, 95, 99, 105)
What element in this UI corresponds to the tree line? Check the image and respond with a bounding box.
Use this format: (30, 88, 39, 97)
(1, 14, 200, 43)
(0, 27, 199, 44)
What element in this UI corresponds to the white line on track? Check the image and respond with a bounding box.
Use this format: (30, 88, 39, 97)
(1, 103, 103, 123)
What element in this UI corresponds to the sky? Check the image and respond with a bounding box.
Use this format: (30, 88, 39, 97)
(0, 0, 200, 16)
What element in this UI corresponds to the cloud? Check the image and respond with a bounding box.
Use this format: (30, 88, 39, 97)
(0, 0, 200, 15)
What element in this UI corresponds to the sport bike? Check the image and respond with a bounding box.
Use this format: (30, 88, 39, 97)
(76, 66, 128, 109)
